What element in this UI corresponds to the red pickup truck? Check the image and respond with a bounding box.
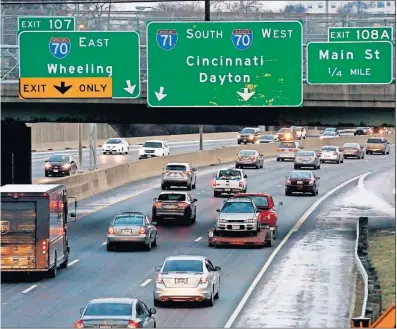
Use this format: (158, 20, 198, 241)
(232, 193, 282, 239)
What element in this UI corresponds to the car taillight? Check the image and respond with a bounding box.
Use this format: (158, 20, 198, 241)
(286, 179, 291, 184)
(277, 148, 281, 152)
(153, 202, 162, 207)
(309, 179, 315, 185)
(127, 320, 139, 328)
(237, 156, 242, 160)
(333, 152, 338, 155)
(184, 171, 189, 175)
(199, 276, 209, 284)
(239, 181, 243, 187)
(139, 227, 145, 234)
(292, 148, 298, 152)
(42, 240, 48, 254)
(212, 180, 216, 187)
(74, 320, 84, 328)
(108, 226, 114, 235)
(178, 202, 188, 208)
(156, 273, 164, 284)
(163, 170, 169, 174)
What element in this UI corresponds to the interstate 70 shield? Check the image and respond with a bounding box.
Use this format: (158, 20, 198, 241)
(49, 37, 71, 59)
(156, 29, 178, 51)
(232, 29, 253, 50)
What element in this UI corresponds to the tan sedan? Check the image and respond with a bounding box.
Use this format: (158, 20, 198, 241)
(235, 150, 264, 169)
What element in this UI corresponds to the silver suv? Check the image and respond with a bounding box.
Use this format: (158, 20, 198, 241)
(161, 163, 197, 190)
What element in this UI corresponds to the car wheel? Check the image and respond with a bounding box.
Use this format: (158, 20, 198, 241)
(161, 184, 167, 190)
(237, 141, 241, 145)
(187, 183, 192, 191)
(106, 243, 114, 251)
(154, 299, 162, 307)
(48, 253, 57, 278)
(67, 169, 71, 176)
(146, 237, 152, 251)
(60, 250, 69, 269)
(316, 189, 319, 195)
(215, 281, 220, 299)
(318, 164, 321, 169)
(273, 226, 277, 240)
(205, 290, 214, 307)
(213, 191, 219, 197)
(256, 163, 260, 169)
(285, 190, 292, 196)
(45, 172, 49, 177)
(192, 181, 196, 189)
(294, 165, 298, 169)
(152, 233, 158, 247)
(184, 209, 193, 225)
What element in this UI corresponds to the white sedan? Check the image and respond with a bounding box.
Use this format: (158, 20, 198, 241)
(319, 131, 339, 140)
(102, 138, 129, 154)
(319, 145, 344, 163)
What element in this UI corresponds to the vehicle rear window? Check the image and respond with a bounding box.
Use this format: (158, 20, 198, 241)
(278, 128, 291, 133)
(238, 150, 256, 156)
(158, 194, 186, 201)
(297, 151, 315, 156)
(114, 215, 144, 226)
(321, 146, 337, 151)
(239, 196, 269, 208)
(222, 201, 254, 213)
(163, 260, 203, 273)
(106, 139, 122, 144)
(49, 155, 69, 162)
(367, 138, 383, 143)
(143, 142, 162, 148)
(261, 135, 274, 140)
(290, 172, 312, 179)
(343, 143, 358, 148)
(278, 142, 296, 148)
(324, 128, 336, 131)
(241, 128, 255, 134)
(323, 132, 335, 136)
(218, 169, 241, 178)
(165, 165, 187, 171)
(84, 303, 132, 316)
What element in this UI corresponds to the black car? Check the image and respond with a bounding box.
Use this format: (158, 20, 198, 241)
(285, 170, 320, 196)
(354, 127, 368, 136)
(45, 154, 78, 177)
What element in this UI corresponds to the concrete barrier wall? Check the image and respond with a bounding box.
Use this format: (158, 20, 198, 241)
(39, 135, 379, 201)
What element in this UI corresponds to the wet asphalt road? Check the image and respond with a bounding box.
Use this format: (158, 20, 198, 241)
(2, 147, 395, 328)
(31, 139, 236, 181)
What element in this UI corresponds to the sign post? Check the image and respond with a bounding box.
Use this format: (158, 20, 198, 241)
(18, 31, 141, 99)
(18, 16, 76, 34)
(147, 21, 303, 107)
(328, 27, 393, 42)
(307, 41, 393, 85)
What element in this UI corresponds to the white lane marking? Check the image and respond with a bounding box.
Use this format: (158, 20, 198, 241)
(224, 172, 370, 328)
(393, 188, 395, 195)
(196, 192, 201, 195)
(276, 185, 281, 188)
(21, 285, 38, 294)
(194, 237, 202, 242)
(358, 172, 372, 190)
(140, 279, 152, 287)
(102, 241, 107, 245)
(68, 259, 80, 267)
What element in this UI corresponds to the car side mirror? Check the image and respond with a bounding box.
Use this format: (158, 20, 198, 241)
(45, 160, 49, 163)
(150, 308, 156, 315)
(70, 212, 76, 218)
(71, 161, 75, 164)
(193, 198, 198, 203)
(317, 177, 320, 180)
(216, 209, 221, 212)
(80, 308, 85, 315)
(244, 175, 247, 178)
(260, 154, 263, 157)
(153, 198, 157, 202)
(215, 266, 221, 271)
(152, 221, 157, 225)
(285, 176, 289, 179)
(155, 265, 162, 271)
(278, 201, 283, 206)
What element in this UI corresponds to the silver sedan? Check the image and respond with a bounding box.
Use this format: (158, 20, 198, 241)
(294, 150, 321, 170)
(107, 212, 158, 251)
(153, 255, 221, 307)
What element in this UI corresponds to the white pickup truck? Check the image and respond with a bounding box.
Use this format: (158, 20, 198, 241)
(212, 168, 248, 197)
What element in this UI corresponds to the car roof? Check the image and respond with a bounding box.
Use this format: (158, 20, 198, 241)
(144, 140, 165, 143)
(239, 149, 257, 152)
(166, 163, 189, 166)
(298, 150, 315, 152)
(290, 170, 312, 174)
(115, 212, 145, 217)
(226, 198, 253, 203)
(219, 168, 241, 171)
(165, 255, 205, 261)
(0, 184, 64, 193)
(234, 193, 271, 197)
(89, 298, 136, 304)
(322, 145, 338, 147)
(158, 191, 188, 196)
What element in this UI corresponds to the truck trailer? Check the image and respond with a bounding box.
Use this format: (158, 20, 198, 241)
(1, 184, 77, 278)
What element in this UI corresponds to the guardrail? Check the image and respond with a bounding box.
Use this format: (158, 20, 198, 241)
(356, 216, 369, 318)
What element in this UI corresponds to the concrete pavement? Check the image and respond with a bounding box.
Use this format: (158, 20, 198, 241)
(2, 149, 394, 328)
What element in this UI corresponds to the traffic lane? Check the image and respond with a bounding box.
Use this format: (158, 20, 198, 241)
(362, 165, 395, 208)
(31, 139, 237, 180)
(1, 153, 393, 327)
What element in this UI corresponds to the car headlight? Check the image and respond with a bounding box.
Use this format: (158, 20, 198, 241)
(218, 219, 226, 223)
(45, 163, 51, 168)
(237, 134, 241, 138)
(245, 219, 255, 223)
(63, 163, 71, 168)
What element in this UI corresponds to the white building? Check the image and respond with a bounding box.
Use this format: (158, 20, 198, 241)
(294, 1, 395, 14)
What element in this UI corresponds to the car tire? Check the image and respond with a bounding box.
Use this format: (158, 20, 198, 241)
(154, 299, 162, 307)
(316, 189, 319, 195)
(67, 169, 71, 176)
(192, 182, 196, 189)
(161, 184, 167, 190)
(187, 183, 192, 191)
(237, 141, 241, 145)
(273, 226, 277, 240)
(285, 190, 292, 196)
(256, 163, 260, 169)
(45, 172, 49, 177)
(152, 233, 158, 247)
(294, 165, 298, 169)
(48, 253, 57, 278)
(311, 190, 316, 196)
(205, 290, 214, 307)
(60, 250, 69, 269)
(184, 209, 193, 225)
(146, 237, 152, 251)
(106, 243, 113, 252)
(213, 191, 219, 197)
(215, 282, 220, 299)
(318, 164, 321, 169)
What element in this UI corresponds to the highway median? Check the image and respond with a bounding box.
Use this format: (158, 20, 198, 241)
(37, 135, 388, 201)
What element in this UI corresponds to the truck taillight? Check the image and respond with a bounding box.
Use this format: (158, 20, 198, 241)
(139, 227, 145, 234)
(292, 148, 298, 152)
(127, 320, 139, 328)
(333, 152, 338, 155)
(153, 202, 162, 207)
(184, 171, 189, 175)
(108, 226, 114, 235)
(156, 273, 164, 284)
(239, 181, 243, 187)
(199, 276, 209, 284)
(277, 148, 281, 152)
(42, 240, 48, 254)
(74, 320, 84, 328)
(212, 180, 216, 187)
(178, 202, 188, 208)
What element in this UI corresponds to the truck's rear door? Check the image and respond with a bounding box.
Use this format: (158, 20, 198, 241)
(1, 201, 37, 269)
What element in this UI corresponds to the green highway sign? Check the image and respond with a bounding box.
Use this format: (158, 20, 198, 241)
(18, 31, 140, 99)
(328, 27, 393, 42)
(307, 41, 393, 85)
(18, 16, 76, 34)
(147, 21, 303, 107)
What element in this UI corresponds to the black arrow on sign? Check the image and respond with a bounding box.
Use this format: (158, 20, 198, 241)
(54, 81, 72, 94)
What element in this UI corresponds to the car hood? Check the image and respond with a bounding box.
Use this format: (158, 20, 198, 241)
(140, 147, 161, 151)
(219, 213, 256, 220)
(296, 156, 315, 161)
(47, 162, 67, 166)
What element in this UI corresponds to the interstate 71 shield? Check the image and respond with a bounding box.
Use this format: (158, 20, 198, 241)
(232, 29, 253, 50)
(49, 37, 71, 59)
(156, 29, 178, 51)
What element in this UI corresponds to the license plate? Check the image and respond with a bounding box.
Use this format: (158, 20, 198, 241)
(164, 205, 177, 209)
(297, 181, 303, 184)
(175, 278, 187, 284)
(208, 231, 214, 238)
(122, 229, 131, 234)
(99, 326, 111, 328)
(53, 169, 58, 172)
(225, 189, 230, 192)
(232, 225, 240, 230)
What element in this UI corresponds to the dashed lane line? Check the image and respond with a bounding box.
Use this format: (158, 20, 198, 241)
(68, 259, 80, 267)
(102, 241, 107, 245)
(194, 237, 203, 242)
(140, 279, 152, 287)
(21, 285, 38, 294)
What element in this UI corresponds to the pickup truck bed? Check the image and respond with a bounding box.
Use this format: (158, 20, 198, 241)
(208, 227, 274, 248)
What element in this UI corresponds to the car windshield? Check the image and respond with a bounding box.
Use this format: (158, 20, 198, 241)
(324, 128, 336, 132)
(279, 142, 296, 148)
(113, 215, 144, 226)
(84, 303, 132, 316)
(163, 260, 203, 273)
(321, 146, 337, 151)
(165, 165, 187, 171)
(235, 196, 269, 209)
(297, 151, 315, 157)
(49, 155, 69, 162)
(238, 151, 256, 156)
(323, 132, 335, 136)
(278, 128, 291, 133)
(261, 135, 274, 140)
(222, 201, 255, 213)
(143, 142, 162, 148)
(241, 128, 255, 134)
(218, 170, 241, 179)
(367, 138, 384, 143)
(290, 172, 312, 179)
(158, 193, 186, 202)
(357, 127, 366, 130)
(106, 139, 122, 144)
(343, 143, 358, 148)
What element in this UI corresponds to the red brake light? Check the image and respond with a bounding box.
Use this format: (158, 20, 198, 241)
(239, 181, 243, 187)
(292, 148, 298, 152)
(139, 227, 145, 234)
(156, 273, 164, 284)
(108, 226, 114, 235)
(333, 152, 338, 155)
(199, 276, 209, 284)
(127, 320, 139, 328)
(277, 148, 281, 152)
(74, 320, 84, 328)
(42, 240, 48, 252)
(178, 202, 188, 208)
(153, 201, 162, 207)
(286, 179, 291, 184)
(212, 180, 216, 187)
